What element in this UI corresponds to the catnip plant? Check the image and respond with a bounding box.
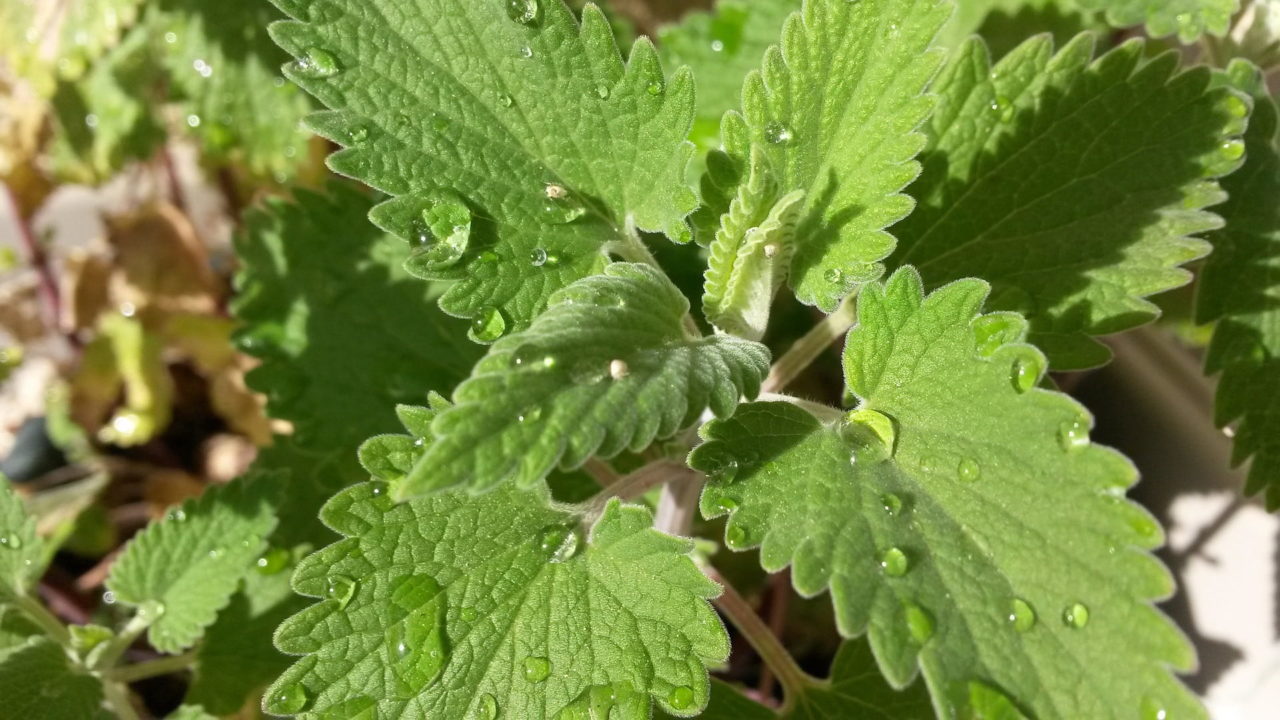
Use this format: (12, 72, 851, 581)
(2, 0, 1279, 718)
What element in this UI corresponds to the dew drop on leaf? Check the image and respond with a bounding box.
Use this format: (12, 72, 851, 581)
(1057, 419, 1089, 452)
(267, 683, 310, 714)
(523, 655, 551, 683)
(498, 93, 514, 108)
(505, 0, 539, 26)
(725, 524, 747, 548)
(1219, 139, 1245, 162)
(518, 45, 533, 59)
(957, 457, 980, 482)
(646, 81, 663, 96)
(256, 547, 291, 575)
(297, 47, 340, 78)
(1010, 350, 1043, 393)
(763, 122, 793, 145)
(713, 496, 738, 514)
(824, 267, 844, 285)
(879, 547, 909, 577)
(1, 532, 21, 549)
(388, 575, 450, 697)
(460, 606, 478, 623)
(538, 524, 580, 563)
(167, 508, 188, 522)
(529, 247, 548, 266)
(595, 83, 610, 100)
(138, 600, 166, 622)
(971, 313, 1020, 357)
(324, 575, 357, 609)
(1224, 94, 1248, 119)
(839, 408, 896, 464)
(1062, 602, 1090, 629)
(1008, 598, 1036, 632)
(667, 686, 695, 710)
(413, 197, 472, 269)
(314, 696, 377, 720)
(1141, 697, 1169, 720)
(904, 602, 934, 643)
(881, 493, 903, 516)
(369, 480, 394, 510)
(476, 693, 500, 719)
(470, 307, 507, 343)
(208, 546, 225, 560)
(517, 404, 543, 423)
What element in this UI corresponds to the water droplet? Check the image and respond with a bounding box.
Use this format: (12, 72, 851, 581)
(256, 547, 291, 575)
(529, 247, 548, 266)
(523, 655, 551, 683)
(1057, 419, 1090, 452)
(763, 122, 793, 145)
(470, 306, 507, 343)
(412, 197, 472, 269)
(324, 575, 358, 609)
(713, 496, 738, 514)
(505, 0, 540, 26)
(498, 93, 514, 108)
(208, 546, 225, 560)
(971, 314, 1021, 357)
(1062, 602, 1089, 628)
(668, 686, 695, 710)
(2, 532, 22, 550)
(542, 185, 587, 223)
(267, 683, 310, 714)
(609, 359, 629, 379)
(881, 493, 903, 516)
(477, 693, 500, 719)
(138, 600, 166, 622)
(348, 124, 369, 144)
(388, 575, 450, 697)
(1008, 598, 1036, 632)
(1141, 697, 1169, 720)
(102, 590, 117, 605)
(167, 508, 188, 523)
(538, 525, 580, 563)
(903, 602, 934, 643)
(957, 457, 980, 482)
(517, 404, 543, 423)
(880, 547, 909, 577)
(315, 696, 377, 720)
(824, 267, 844, 285)
(518, 46, 534, 59)
(186, 113, 202, 128)
(725, 524, 747, 548)
(1220, 139, 1245, 162)
(595, 83, 610, 100)
(839, 408, 896, 465)
(460, 607, 478, 623)
(296, 47, 340, 77)
(1010, 351, 1044, 393)
(646, 81, 663, 96)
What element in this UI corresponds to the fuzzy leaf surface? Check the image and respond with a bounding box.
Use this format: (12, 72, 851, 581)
(1075, 0, 1238, 43)
(405, 263, 769, 497)
(722, 0, 950, 311)
(105, 476, 278, 653)
(267, 0, 698, 332)
(892, 35, 1245, 368)
(0, 477, 42, 600)
(1196, 61, 1280, 509)
(690, 268, 1199, 718)
(267, 476, 727, 718)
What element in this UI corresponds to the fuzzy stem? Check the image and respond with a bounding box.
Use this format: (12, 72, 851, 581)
(106, 650, 197, 684)
(101, 681, 141, 720)
(582, 458, 621, 487)
(4, 185, 63, 335)
(762, 295, 857, 394)
(583, 460, 691, 520)
(14, 594, 71, 646)
(92, 614, 149, 672)
(757, 392, 844, 422)
(705, 566, 816, 710)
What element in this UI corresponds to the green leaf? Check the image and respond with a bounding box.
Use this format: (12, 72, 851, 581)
(0, 477, 42, 600)
(0, 638, 107, 719)
(185, 568, 307, 714)
(1195, 60, 1280, 509)
(1075, 0, 1239, 43)
(891, 35, 1247, 369)
(660, 641, 933, 719)
(935, 0, 1104, 60)
(265, 478, 728, 718)
(657, 0, 800, 146)
(151, 0, 314, 182)
(0, 604, 41, 654)
(105, 475, 279, 653)
(267, 0, 698, 333)
(723, 0, 951, 311)
(233, 184, 481, 455)
(404, 263, 770, 497)
(703, 146, 806, 340)
(690, 267, 1200, 719)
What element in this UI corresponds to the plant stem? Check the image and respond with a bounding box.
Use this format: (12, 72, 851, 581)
(763, 295, 857, 394)
(92, 614, 149, 672)
(15, 594, 71, 646)
(758, 569, 793, 698)
(4, 184, 63, 336)
(582, 458, 621, 487)
(106, 650, 198, 684)
(583, 460, 691, 519)
(611, 225, 702, 339)
(101, 681, 141, 720)
(654, 472, 703, 537)
(705, 566, 815, 710)
(757, 392, 843, 422)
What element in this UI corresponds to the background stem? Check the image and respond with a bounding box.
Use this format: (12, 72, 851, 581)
(763, 296, 857, 394)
